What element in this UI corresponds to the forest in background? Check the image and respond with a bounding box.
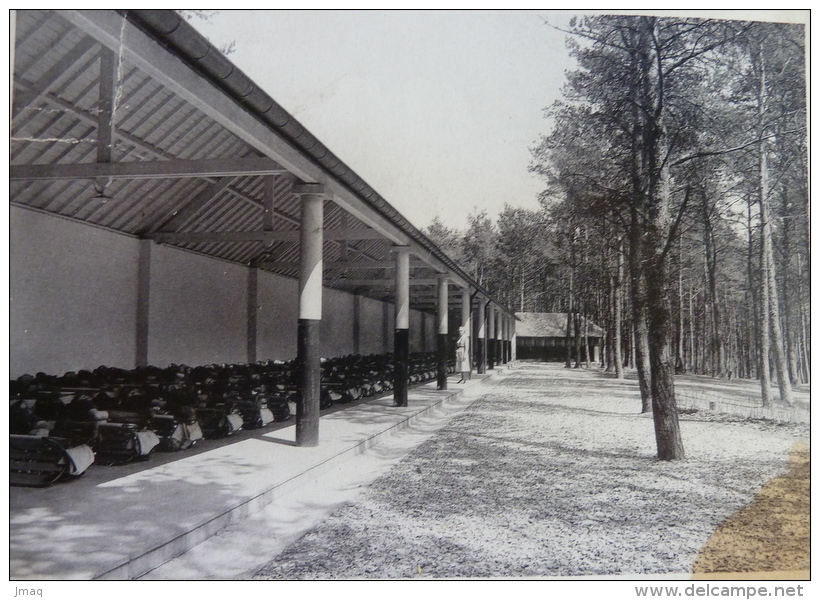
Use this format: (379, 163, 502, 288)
(424, 15, 808, 459)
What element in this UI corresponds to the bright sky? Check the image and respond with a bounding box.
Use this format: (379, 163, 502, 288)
(190, 9, 808, 233)
(190, 10, 578, 232)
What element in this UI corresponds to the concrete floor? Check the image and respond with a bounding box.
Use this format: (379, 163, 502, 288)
(9, 369, 503, 580)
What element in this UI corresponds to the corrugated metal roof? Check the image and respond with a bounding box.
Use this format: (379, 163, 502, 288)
(515, 313, 604, 338)
(11, 9, 516, 317)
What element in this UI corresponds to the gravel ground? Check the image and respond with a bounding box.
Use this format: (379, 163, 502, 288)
(253, 363, 809, 580)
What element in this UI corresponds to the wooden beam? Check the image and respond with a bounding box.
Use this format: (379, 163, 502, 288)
(149, 176, 236, 234)
(260, 259, 429, 270)
(326, 278, 440, 287)
(152, 230, 297, 244)
(95, 46, 118, 196)
(151, 227, 385, 245)
(58, 10, 412, 247)
(12, 36, 97, 119)
(10, 156, 288, 182)
(97, 46, 117, 165)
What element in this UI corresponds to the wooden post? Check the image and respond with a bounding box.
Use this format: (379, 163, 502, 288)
(477, 297, 487, 374)
(461, 286, 472, 379)
(135, 239, 151, 368)
(436, 274, 449, 390)
(294, 184, 325, 447)
(501, 314, 508, 364)
(393, 246, 411, 407)
(495, 307, 504, 365)
(511, 315, 517, 361)
(247, 267, 257, 363)
(353, 294, 361, 355)
(487, 304, 496, 369)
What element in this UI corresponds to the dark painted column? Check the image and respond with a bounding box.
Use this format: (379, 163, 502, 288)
(511, 316, 517, 361)
(505, 316, 512, 363)
(461, 286, 472, 379)
(508, 317, 513, 362)
(247, 267, 258, 363)
(501, 313, 508, 364)
(393, 246, 411, 407)
(495, 310, 507, 365)
(294, 184, 325, 447)
(477, 297, 487, 374)
(382, 300, 390, 354)
(496, 308, 502, 367)
(135, 239, 151, 368)
(436, 274, 449, 390)
(487, 303, 496, 370)
(353, 294, 361, 355)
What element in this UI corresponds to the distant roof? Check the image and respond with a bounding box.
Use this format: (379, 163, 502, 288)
(514, 313, 604, 338)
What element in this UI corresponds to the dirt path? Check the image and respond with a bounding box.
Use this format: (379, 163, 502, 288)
(252, 364, 809, 579)
(693, 442, 810, 578)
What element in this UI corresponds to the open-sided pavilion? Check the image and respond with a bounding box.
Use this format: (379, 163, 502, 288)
(10, 9, 518, 446)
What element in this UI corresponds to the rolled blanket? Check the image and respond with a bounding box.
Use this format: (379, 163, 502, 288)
(88, 409, 109, 421)
(63, 444, 95, 476)
(135, 430, 160, 456)
(225, 413, 244, 433)
(259, 407, 274, 426)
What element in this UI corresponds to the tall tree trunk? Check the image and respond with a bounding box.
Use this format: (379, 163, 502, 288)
(573, 310, 582, 368)
(614, 241, 624, 379)
(759, 222, 773, 407)
(796, 253, 810, 384)
(779, 187, 799, 384)
(629, 220, 652, 413)
(688, 284, 695, 374)
(757, 45, 793, 407)
(675, 244, 685, 374)
(640, 17, 684, 459)
(746, 200, 760, 380)
(565, 266, 573, 368)
(703, 190, 725, 378)
(761, 198, 794, 406)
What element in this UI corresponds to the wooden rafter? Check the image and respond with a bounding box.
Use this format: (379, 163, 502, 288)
(150, 227, 385, 245)
(12, 36, 97, 120)
(10, 156, 288, 182)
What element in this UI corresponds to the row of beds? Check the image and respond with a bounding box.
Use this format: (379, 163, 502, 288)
(10, 352, 455, 487)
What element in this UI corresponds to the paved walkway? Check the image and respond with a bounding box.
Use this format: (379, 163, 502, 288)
(11, 364, 808, 581)
(9, 368, 503, 580)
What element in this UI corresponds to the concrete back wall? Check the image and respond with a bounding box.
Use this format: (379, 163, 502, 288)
(10, 207, 140, 376)
(255, 270, 299, 361)
(147, 244, 248, 368)
(320, 287, 355, 358)
(358, 296, 386, 355)
(10, 207, 440, 377)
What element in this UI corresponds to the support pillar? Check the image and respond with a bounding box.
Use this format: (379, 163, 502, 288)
(294, 184, 325, 447)
(461, 286, 472, 378)
(477, 298, 487, 374)
(495, 307, 504, 366)
(506, 316, 512, 363)
(498, 313, 508, 365)
(353, 294, 361, 355)
(393, 247, 411, 407)
(382, 300, 390, 354)
(487, 303, 496, 369)
(436, 274, 449, 390)
(247, 267, 258, 363)
(500, 314, 506, 364)
(511, 317, 517, 361)
(135, 239, 151, 368)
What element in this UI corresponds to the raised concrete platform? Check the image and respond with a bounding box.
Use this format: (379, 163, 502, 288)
(9, 369, 506, 580)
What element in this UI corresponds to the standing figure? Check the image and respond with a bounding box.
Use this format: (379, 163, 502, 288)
(455, 326, 468, 384)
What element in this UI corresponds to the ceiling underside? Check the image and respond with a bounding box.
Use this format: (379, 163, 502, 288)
(10, 10, 509, 314)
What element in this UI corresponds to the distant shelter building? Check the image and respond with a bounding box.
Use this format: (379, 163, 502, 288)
(514, 312, 603, 363)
